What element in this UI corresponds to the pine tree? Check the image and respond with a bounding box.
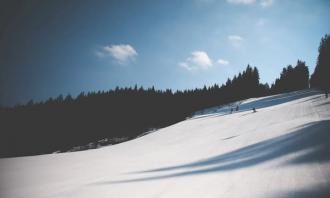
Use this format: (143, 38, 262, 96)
(310, 34, 330, 91)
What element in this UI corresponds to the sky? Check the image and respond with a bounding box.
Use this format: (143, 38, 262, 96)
(0, 0, 329, 106)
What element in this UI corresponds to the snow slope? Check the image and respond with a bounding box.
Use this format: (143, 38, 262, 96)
(1, 89, 330, 198)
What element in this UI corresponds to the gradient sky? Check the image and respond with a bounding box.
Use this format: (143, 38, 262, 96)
(0, 0, 329, 106)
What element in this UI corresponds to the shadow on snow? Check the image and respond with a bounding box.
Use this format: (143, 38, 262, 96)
(96, 120, 330, 185)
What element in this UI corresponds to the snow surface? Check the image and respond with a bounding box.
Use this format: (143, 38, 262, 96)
(1, 89, 330, 198)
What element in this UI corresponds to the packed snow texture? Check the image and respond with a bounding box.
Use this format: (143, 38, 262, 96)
(1, 89, 330, 198)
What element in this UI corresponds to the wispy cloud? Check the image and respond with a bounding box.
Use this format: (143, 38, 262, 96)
(227, 0, 274, 7)
(96, 44, 137, 64)
(217, 58, 230, 65)
(226, 0, 256, 5)
(228, 35, 244, 47)
(228, 35, 243, 42)
(179, 51, 213, 71)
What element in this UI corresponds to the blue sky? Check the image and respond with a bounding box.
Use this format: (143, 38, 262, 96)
(0, 0, 329, 106)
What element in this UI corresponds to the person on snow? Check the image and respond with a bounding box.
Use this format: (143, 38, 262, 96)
(325, 89, 328, 98)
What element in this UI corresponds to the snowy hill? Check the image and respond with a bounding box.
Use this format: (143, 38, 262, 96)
(1, 89, 330, 198)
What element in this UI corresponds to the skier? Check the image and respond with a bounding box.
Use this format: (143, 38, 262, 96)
(325, 89, 328, 98)
(230, 107, 233, 114)
(252, 107, 257, 113)
(236, 105, 239, 111)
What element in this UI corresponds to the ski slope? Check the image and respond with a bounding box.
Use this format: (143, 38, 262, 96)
(1, 89, 330, 198)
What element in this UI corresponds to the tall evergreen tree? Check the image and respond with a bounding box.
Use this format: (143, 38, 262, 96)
(270, 60, 309, 94)
(310, 34, 330, 91)
(294, 60, 309, 90)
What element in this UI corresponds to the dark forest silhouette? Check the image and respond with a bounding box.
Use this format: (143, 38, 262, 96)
(0, 34, 329, 157)
(310, 34, 330, 92)
(270, 60, 309, 94)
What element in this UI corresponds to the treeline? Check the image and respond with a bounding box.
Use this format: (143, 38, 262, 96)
(310, 34, 330, 91)
(1, 34, 329, 157)
(269, 34, 330, 93)
(0, 65, 267, 157)
(270, 60, 309, 94)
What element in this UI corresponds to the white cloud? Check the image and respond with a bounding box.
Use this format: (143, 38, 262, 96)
(104, 44, 137, 63)
(228, 35, 243, 42)
(227, 0, 274, 7)
(217, 59, 230, 65)
(188, 51, 213, 68)
(260, 0, 273, 7)
(228, 35, 243, 47)
(226, 0, 256, 5)
(179, 62, 194, 71)
(179, 51, 213, 71)
(96, 44, 137, 64)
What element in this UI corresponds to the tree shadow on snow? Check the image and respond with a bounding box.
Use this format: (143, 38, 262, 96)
(316, 101, 330, 107)
(97, 120, 330, 185)
(270, 186, 330, 198)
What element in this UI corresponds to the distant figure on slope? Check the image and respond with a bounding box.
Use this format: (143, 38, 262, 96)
(325, 89, 328, 98)
(236, 105, 239, 111)
(252, 107, 257, 113)
(230, 107, 233, 114)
